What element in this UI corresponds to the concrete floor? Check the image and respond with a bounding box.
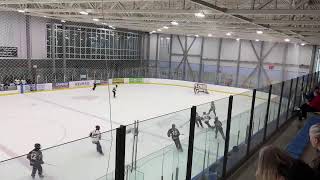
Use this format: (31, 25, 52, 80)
(228, 118, 304, 180)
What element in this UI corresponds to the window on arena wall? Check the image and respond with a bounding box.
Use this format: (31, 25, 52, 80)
(46, 23, 141, 60)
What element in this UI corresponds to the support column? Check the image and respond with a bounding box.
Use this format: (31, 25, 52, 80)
(62, 24, 66, 82)
(183, 36, 188, 80)
(146, 34, 150, 77)
(310, 45, 317, 73)
(155, 34, 159, 78)
(222, 96, 233, 178)
(216, 38, 222, 84)
(257, 41, 264, 88)
(169, 34, 173, 79)
(235, 40, 242, 87)
(185, 106, 196, 180)
(51, 21, 56, 81)
(115, 125, 126, 180)
(198, 37, 205, 82)
(26, 15, 32, 78)
(263, 85, 272, 141)
(281, 44, 289, 82)
(246, 89, 256, 156)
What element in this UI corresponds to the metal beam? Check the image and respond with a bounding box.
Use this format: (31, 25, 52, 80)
(227, 9, 320, 15)
(62, 23, 66, 81)
(235, 40, 242, 87)
(169, 34, 173, 79)
(294, 0, 310, 9)
(14, 8, 222, 15)
(257, 41, 264, 88)
(282, 44, 289, 81)
(190, 0, 307, 45)
(256, 0, 275, 9)
(155, 34, 159, 78)
(0, 0, 156, 4)
(216, 38, 222, 84)
(199, 37, 205, 82)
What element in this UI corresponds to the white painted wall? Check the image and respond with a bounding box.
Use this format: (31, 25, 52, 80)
(0, 12, 48, 59)
(30, 16, 47, 59)
(0, 12, 27, 58)
(148, 33, 314, 86)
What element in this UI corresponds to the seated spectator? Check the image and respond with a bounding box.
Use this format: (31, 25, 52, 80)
(295, 94, 320, 120)
(256, 145, 317, 180)
(305, 87, 320, 101)
(309, 124, 320, 174)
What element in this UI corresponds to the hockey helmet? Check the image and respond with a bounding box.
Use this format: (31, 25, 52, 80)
(34, 143, 41, 150)
(96, 125, 100, 130)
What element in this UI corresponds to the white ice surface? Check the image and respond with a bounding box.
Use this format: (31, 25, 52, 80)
(0, 84, 251, 180)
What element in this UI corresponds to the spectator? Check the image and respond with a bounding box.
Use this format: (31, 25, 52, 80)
(295, 94, 320, 120)
(309, 124, 320, 174)
(305, 87, 320, 101)
(256, 145, 317, 180)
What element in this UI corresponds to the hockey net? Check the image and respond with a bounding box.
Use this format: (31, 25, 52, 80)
(194, 83, 209, 94)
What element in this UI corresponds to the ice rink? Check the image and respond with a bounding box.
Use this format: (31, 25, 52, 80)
(0, 83, 260, 180)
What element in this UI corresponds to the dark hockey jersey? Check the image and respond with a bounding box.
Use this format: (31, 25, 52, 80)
(167, 128, 180, 140)
(27, 149, 44, 165)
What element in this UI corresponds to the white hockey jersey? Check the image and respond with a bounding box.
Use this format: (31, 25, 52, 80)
(90, 130, 101, 143)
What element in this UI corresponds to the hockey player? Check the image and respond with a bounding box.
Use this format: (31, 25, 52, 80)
(167, 124, 183, 152)
(92, 81, 97, 91)
(195, 112, 204, 128)
(89, 125, 104, 155)
(202, 112, 215, 129)
(27, 143, 44, 179)
(112, 85, 117, 98)
(208, 101, 217, 116)
(213, 117, 226, 140)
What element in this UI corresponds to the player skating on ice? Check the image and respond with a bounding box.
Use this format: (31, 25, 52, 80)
(27, 143, 44, 179)
(167, 124, 183, 152)
(195, 112, 204, 128)
(89, 125, 104, 155)
(112, 85, 118, 98)
(208, 101, 217, 116)
(92, 81, 97, 91)
(213, 117, 226, 140)
(202, 112, 215, 129)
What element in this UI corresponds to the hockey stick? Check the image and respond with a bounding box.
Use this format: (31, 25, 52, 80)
(44, 163, 57, 167)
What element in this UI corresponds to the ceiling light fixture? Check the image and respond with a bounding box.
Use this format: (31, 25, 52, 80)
(166, 37, 171, 40)
(256, 30, 263, 34)
(208, 33, 213, 37)
(284, 38, 290, 42)
(79, 11, 88, 15)
(43, 16, 47, 18)
(163, 26, 169, 29)
(157, 29, 162, 32)
(92, 18, 99, 22)
(61, 20, 66, 23)
(236, 38, 240, 41)
(255, 39, 260, 42)
(301, 43, 306, 46)
(171, 21, 179, 26)
(195, 12, 205, 18)
(195, 35, 199, 37)
(18, 9, 26, 13)
(226, 32, 232, 36)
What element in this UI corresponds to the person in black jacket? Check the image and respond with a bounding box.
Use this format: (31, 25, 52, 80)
(256, 145, 318, 180)
(27, 143, 44, 179)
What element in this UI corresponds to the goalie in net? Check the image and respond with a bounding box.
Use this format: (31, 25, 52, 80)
(194, 83, 209, 94)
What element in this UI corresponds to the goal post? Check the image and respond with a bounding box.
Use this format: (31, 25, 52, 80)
(194, 83, 209, 94)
